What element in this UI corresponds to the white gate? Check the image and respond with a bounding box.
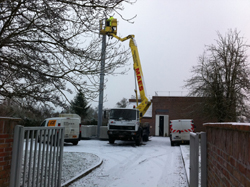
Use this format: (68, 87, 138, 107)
(10, 125, 64, 187)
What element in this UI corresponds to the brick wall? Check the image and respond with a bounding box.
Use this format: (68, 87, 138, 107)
(204, 123, 250, 187)
(152, 96, 214, 135)
(0, 117, 21, 187)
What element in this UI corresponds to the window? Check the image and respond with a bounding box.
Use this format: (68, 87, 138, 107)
(40, 120, 46, 126)
(110, 109, 137, 120)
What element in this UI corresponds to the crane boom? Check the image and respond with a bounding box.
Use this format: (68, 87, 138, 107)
(109, 33, 151, 117)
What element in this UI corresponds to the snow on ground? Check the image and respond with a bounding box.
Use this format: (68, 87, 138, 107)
(180, 144, 202, 187)
(61, 152, 100, 184)
(180, 145, 190, 184)
(62, 137, 188, 187)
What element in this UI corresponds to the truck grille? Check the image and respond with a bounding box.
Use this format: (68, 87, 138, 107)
(109, 125, 135, 130)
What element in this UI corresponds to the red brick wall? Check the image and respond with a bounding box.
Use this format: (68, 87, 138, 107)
(0, 117, 21, 187)
(151, 96, 214, 135)
(205, 123, 250, 187)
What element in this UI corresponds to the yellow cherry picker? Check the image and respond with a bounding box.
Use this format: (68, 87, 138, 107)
(101, 18, 151, 145)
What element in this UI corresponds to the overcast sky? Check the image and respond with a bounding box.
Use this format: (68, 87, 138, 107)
(91, 0, 250, 109)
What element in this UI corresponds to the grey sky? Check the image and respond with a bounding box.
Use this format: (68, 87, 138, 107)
(93, 0, 250, 109)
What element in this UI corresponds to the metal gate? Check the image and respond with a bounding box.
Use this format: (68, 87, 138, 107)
(10, 125, 64, 187)
(190, 132, 207, 187)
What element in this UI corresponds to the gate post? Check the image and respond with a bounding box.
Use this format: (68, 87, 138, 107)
(200, 132, 207, 187)
(10, 125, 24, 187)
(0, 117, 21, 187)
(190, 132, 199, 187)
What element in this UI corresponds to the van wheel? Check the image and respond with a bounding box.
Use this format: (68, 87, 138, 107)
(49, 135, 56, 145)
(109, 137, 115, 144)
(72, 141, 78, 145)
(170, 140, 174, 146)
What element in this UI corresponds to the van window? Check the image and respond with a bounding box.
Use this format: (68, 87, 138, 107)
(40, 120, 46, 126)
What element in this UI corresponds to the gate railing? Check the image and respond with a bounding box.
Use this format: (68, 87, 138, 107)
(190, 132, 207, 187)
(10, 125, 64, 187)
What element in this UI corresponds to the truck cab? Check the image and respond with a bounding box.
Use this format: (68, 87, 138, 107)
(107, 108, 143, 145)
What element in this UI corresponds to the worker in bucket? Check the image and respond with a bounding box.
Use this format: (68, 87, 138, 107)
(105, 16, 114, 32)
(106, 16, 114, 26)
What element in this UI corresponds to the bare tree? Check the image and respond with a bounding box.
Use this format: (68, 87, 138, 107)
(0, 98, 55, 126)
(0, 0, 135, 109)
(185, 29, 250, 122)
(116, 97, 128, 108)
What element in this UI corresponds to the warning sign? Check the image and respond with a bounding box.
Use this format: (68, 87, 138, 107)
(48, 120, 56, 126)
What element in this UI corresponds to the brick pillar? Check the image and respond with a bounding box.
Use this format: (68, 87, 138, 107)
(0, 117, 21, 187)
(205, 123, 250, 187)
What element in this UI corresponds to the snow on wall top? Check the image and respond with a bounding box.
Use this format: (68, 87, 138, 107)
(203, 122, 250, 132)
(203, 122, 250, 126)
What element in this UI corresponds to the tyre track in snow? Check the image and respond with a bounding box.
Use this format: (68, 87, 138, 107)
(106, 138, 187, 187)
(66, 137, 188, 187)
(89, 141, 148, 187)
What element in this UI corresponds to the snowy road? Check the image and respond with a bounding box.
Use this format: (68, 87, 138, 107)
(64, 137, 188, 187)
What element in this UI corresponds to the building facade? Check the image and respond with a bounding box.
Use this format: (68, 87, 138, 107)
(131, 96, 216, 136)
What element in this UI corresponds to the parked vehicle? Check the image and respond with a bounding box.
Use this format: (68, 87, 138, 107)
(106, 108, 150, 146)
(169, 119, 194, 146)
(40, 114, 81, 145)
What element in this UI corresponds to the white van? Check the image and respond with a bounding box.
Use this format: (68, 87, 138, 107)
(169, 119, 194, 146)
(40, 114, 81, 145)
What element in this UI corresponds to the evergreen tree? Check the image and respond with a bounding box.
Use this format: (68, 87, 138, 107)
(71, 91, 90, 120)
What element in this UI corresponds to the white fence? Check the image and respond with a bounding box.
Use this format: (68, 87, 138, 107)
(10, 125, 64, 187)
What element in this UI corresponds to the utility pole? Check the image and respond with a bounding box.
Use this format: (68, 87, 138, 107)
(97, 24, 106, 139)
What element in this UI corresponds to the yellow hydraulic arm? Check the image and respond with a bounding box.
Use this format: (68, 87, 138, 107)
(100, 18, 151, 118)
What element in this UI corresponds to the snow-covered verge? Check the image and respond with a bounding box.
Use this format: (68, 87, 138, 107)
(180, 144, 202, 187)
(61, 152, 100, 184)
(180, 145, 190, 184)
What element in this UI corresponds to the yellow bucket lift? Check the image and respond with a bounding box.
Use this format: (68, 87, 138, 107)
(99, 18, 151, 119)
(100, 18, 117, 36)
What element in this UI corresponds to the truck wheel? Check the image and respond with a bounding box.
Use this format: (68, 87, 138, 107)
(109, 137, 115, 144)
(135, 133, 142, 146)
(143, 135, 149, 142)
(49, 135, 56, 145)
(72, 141, 78, 145)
